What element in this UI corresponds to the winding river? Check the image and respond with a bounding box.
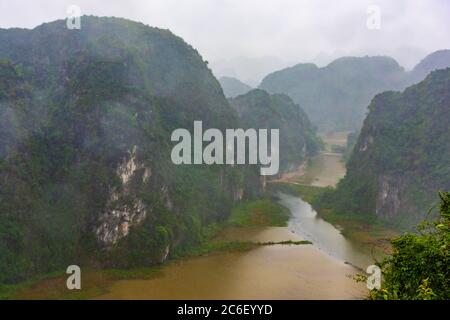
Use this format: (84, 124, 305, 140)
(96, 135, 372, 299)
(279, 192, 372, 269)
(97, 191, 369, 299)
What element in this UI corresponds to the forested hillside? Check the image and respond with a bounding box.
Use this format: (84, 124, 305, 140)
(314, 68, 450, 228)
(0, 16, 263, 284)
(259, 52, 450, 131)
(229, 89, 322, 174)
(259, 56, 406, 131)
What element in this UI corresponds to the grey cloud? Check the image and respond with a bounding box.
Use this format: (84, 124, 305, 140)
(1, 0, 449, 83)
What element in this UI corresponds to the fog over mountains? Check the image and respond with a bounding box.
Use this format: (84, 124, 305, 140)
(0, 17, 265, 283)
(315, 67, 450, 228)
(258, 50, 450, 131)
(0, 1, 449, 300)
(219, 76, 253, 98)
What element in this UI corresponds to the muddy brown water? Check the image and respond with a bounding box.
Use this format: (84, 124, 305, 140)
(96, 192, 370, 299)
(96, 136, 371, 300)
(310, 153, 346, 187)
(96, 244, 367, 299)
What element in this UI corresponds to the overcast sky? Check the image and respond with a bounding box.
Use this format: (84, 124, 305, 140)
(1, 0, 449, 85)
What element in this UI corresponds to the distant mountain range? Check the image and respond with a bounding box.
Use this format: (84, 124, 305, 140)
(219, 76, 252, 98)
(259, 50, 450, 131)
(315, 68, 450, 228)
(0, 16, 322, 284)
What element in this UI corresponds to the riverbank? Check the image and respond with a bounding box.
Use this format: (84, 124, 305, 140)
(276, 183, 396, 257)
(94, 194, 366, 299)
(2, 132, 374, 300)
(270, 131, 397, 257)
(2, 198, 333, 300)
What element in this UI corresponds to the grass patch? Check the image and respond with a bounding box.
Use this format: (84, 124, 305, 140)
(259, 240, 312, 246)
(227, 199, 290, 227)
(269, 181, 396, 256)
(102, 267, 162, 280)
(0, 270, 65, 300)
(283, 184, 329, 203)
(174, 240, 312, 260)
(314, 207, 398, 256)
(2, 197, 295, 300)
(1, 266, 162, 300)
(172, 241, 258, 259)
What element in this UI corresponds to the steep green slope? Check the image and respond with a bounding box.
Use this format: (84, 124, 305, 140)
(315, 68, 450, 229)
(259, 56, 406, 131)
(229, 89, 322, 174)
(219, 76, 252, 98)
(0, 17, 261, 284)
(410, 50, 450, 84)
(259, 52, 450, 132)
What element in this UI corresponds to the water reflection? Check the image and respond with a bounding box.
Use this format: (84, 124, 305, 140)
(279, 192, 373, 269)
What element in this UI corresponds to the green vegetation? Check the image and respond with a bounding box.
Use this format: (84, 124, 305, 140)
(277, 183, 329, 204)
(0, 16, 264, 285)
(260, 240, 312, 245)
(317, 68, 450, 229)
(272, 183, 396, 252)
(370, 192, 450, 300)
(0, 17, 323, 287)
(259, 57, 406, 131)
(172, 241, 258, 260)
(0, 266, 163, 300)
(342, 131, 359, 163)
(259, 52, 450, 131)
(227, 199, 290, 227)
(219, 76, 252, 98)
(1, 196, 307, 299)
(229, 89, 322, 174)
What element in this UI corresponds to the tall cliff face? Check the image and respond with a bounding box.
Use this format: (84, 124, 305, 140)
(229, 89, 321, 174)
(259, 52, 450, 132)
(321, 68, 450, 228)
(0, 17, 261, 283)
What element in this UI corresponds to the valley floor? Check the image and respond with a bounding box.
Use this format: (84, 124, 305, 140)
(4, 132, 384, 300)
(272, 132, 397, 255)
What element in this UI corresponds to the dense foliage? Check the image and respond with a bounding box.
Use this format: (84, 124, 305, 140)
(315, 68, 450, 228)
(259, 52, 450, 131)
(371, 192, 450, 300)
(229, 89, 322, 174)
(0, 17, 264, 284)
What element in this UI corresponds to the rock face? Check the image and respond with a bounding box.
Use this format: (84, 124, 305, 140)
(375, 175, 403, 220)
(323, 68, 450, 228)
(0, 17, 262, 283)
(96, 146, 150, 246)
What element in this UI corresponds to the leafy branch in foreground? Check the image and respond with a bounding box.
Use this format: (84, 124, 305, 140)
(369, 192, 450, 300)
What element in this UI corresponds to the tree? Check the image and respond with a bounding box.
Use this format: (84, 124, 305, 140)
(370, 192, 450, 299)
